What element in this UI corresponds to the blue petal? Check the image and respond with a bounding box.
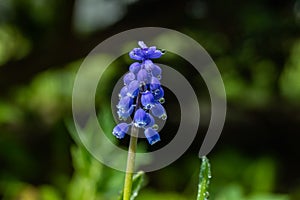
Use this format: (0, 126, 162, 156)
(144, 128, 160, 145)
(151, 103, 167, 119)
(144, 113, 155, 128)
(137, 69, 150, 84)
(141, 91, 155, 109)
(144, 59, 153, 72)
(151, 64, 162, 79)
(146, 46, 156, 56)
(129, 62, 141, 74)
(117, 105, 134, 120)
(129, 48, 143, 60)
(127, 80, 140, 97)
(152, 86, 164, 101)
(150, 77, 161, 91)
(134, 108, 150, 127)
(123, 72, 135, 85)
(119, 86, 128, 98)
(148, 50, 162, 59)
(138, 41, 148, 49)
(145, 46, 162, 59)
(117, 96, 133, 111)
(112, 123, 130, 139)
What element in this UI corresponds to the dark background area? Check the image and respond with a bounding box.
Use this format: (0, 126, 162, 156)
(0, 0, 300, 199)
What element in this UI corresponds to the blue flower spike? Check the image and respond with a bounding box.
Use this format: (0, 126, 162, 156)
(112, 41, 167, 145)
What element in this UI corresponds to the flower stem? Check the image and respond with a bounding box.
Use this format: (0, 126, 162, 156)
(123, 125, 139, 200)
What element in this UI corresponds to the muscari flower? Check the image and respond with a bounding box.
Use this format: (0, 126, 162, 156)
(113, 41, 166, 145)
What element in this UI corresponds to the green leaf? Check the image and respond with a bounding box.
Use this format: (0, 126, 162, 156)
(118, 171, 145, 200)
(197, 156, 211, 200)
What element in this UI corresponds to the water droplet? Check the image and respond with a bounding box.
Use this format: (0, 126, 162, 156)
(152, 124, 159, 130)
(159, 98, 165, 104)
(145, 105, 151, 109)
(161, 114, 167, 120)
(205, 191, 210, 199)
(157, 75, 161, 80)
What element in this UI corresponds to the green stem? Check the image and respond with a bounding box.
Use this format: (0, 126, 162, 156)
(123, 125, 139, 200)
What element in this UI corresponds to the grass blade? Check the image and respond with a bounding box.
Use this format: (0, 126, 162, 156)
(197, 156, 211, 200)
(119, 171, 145, 200)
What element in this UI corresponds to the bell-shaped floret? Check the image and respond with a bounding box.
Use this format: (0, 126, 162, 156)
(112, 123, 130, 139)
(146, 46, 163, 59)
(150, 76, 161, 91)
(152, 86, 164, 101)
(133, 108, 151, 127)
(144, 128, 160, 145)
(129, 48, 144, 60)
(144, 113, 155, 128)
(151, 103, 167, 120)
(137, 69, 150, 84)
(127, 80, 140, 97)
(144, 59, 153, 72)
(123, 72, 135, 85)
(119, 86, 128, 98)
(117, 96, 133, 111)
(141, 91, 155, 109)
(117, 105, 134, 120)
(129, 62, 141, 74)
(151, 64, 162, 79)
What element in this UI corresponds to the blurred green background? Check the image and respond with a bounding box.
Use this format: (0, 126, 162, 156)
(0, 0, 300, 199)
